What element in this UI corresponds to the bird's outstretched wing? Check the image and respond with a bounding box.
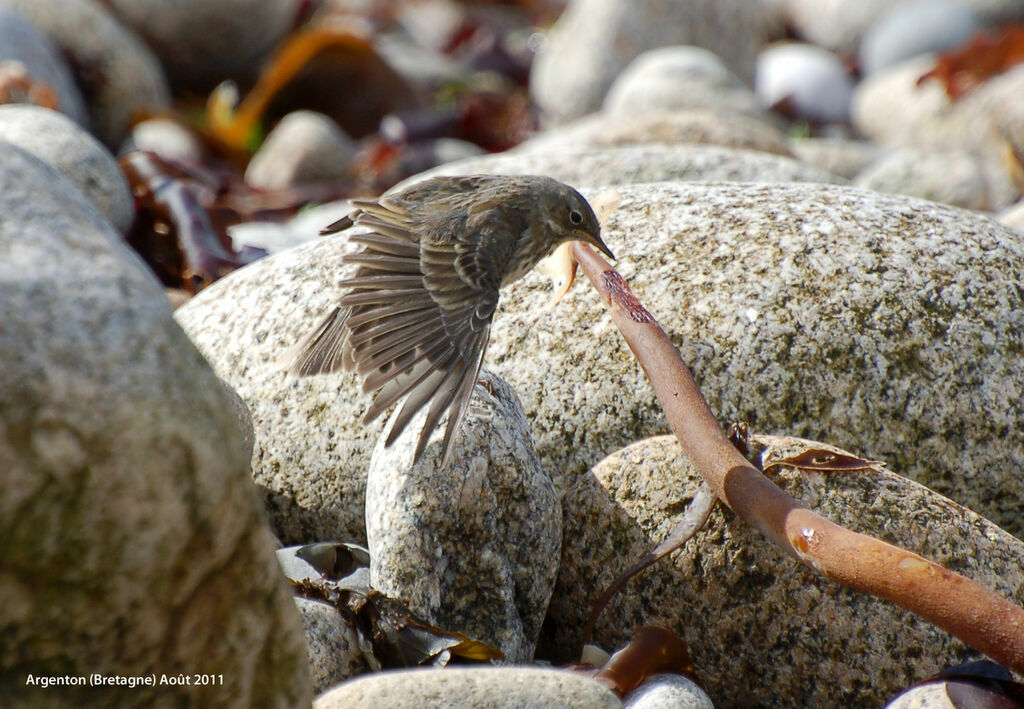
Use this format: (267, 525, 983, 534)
(287, 196, 497, 465)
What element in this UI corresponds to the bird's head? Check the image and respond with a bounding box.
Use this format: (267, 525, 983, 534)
(540, 179, 616, 261)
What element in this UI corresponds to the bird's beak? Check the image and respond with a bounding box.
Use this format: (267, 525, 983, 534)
(578, 230, 615, 261)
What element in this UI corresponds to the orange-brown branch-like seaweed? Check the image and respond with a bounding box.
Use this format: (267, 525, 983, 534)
(572, 241, 1024, 673)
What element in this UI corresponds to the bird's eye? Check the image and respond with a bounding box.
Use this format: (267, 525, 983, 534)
(569, 209, 583, 226)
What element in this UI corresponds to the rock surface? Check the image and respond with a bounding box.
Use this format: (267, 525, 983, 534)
(103, 0, 296, 90)
(859, 0, 980, 76)
(245, 111, 358, 190)
(518, 109, 792, 157)
(0, 6, 88, 126)
(367, 371, 560, 663)
(623, 674, 714, 709)
(788, 136, 884, 179)
(174, 232, 373, 545)
(405, 143, 844, 191)
(603, 45, 767, 120)
(314, 667, 622, 708)
(755, 42, 854, 124)
(854, 146, 1019, 211)
(2, 0, 171, 146)
(0, 105, 134, 232)
(530, 0, 782, 123)
(545, 434, 1024, 707)
(0, 142, 310, 706)
(295, 597, 369, 695)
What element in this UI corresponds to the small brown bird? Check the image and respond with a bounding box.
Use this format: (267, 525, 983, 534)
(287, 174, 615, 464)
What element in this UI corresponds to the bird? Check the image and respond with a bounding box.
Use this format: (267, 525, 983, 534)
(285, 174, 615, 465)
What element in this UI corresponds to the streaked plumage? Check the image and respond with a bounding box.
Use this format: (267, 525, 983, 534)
(287, 174, 614, 465)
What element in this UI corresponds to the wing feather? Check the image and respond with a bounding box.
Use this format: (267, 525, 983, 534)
(287, 178, 504, 463)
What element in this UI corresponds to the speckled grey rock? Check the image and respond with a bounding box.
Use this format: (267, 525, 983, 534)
(403, 143, 844, 190)
(245, 111, 358, 190)
(314, 667, 622, 708)
(474, 181, 1024, 538)
(545, 434, 1024, 707)
(855, 146, 1019, 211)
(174, 233, 373, 545)
(0, 142, 310, 706)
(755, 42, 854, 124)
(860, 0, 980, 76)
(603, 46, 767, 121)
(367, 370, 560, 663)
(999, 200, 1024, 232)
(518, 109, 792, 157)
(788, 136, 885, 179)
(623, 674, 714, 709)
(295, 598, 370, 694)
(0, 6, 88, 126)
(0, 105, 134, 232)
(103, 0, 295, 89)
(530, 0, 782, 123)
(2, 0, 170, 146)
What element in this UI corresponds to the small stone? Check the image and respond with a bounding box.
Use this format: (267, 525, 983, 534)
(295, 597, 370, 694)
(623, 674, 714, 709)
(0, 105, 134, 232)
(603, 46, 767, 120)
(245, 111, 358, 190)
(121, 117, 204, 164)
(755, 42, 854, 124)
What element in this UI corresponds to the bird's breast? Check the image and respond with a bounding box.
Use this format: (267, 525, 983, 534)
(500, 231, 558, 288)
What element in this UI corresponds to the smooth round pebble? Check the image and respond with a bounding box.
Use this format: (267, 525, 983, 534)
(0, 105, 133, 232)
(245, 111, 357, 190)
(755, 42, 854, 124)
